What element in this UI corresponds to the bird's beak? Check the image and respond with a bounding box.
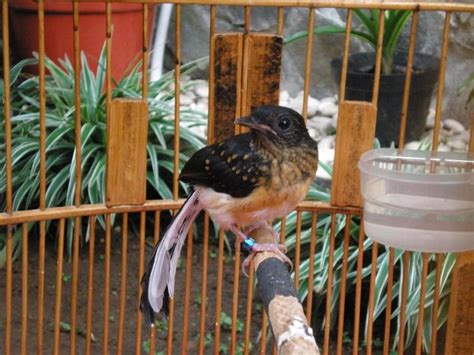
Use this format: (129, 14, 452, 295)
(234, 116, 276, 135)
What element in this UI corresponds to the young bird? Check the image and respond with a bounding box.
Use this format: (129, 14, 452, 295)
(141, 105, 318, 324)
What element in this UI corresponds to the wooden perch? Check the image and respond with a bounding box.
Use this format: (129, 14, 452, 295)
(249, 228, 320, 355)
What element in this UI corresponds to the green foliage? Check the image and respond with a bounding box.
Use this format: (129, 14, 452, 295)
(281, 161, 454, 353)
(457, 71, 474, 108)
(0, 45, 206, 264)
(285, 10, 413, 74)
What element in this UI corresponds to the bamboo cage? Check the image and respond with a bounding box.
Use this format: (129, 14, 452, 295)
(1, 0, 473, 354)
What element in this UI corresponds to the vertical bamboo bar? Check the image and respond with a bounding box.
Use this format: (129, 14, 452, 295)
(69, 218, 81, 354)
(366, 241, 379, 355)
(382, 247, 395, 355)
(398, 11, 418, 148)
(430, 253, 444, 355)
(198, 213, 210, 354)
(167, 299, 175, 354)
(323, 214, 337, 355)
(371, 10, 385, 107)
(213, 229, 225, 355)
(135, 212, 146, 354)
(73, 0, 82, 206)
(230, 242, 241, 353)
(432, 12, 451, 151)
(305, 213, 318, 322)
(302, 7, 315, 120)
(5, 228, 12, 355)
(352, 219, 365, 355)
(294, 211, 302, 290)
(398, 251, 411, 353)
(117, 213, 129, 354)
(338, 9, 352, 102)
(21, 224, 28, 355)
(336, 214, 351, 354)
(415, 253, 429, 355)
(244, 6, 251, 32)
(181, 229, 194, 354)
(2, 0, 12, 215)
(148, 211, 161, 355)
(207, 5, 216, 144)
(243, 262, 255, 355)
(37, 221, 46, 354)
(106, 2, 112, 110)
(102, 214, 111, 355)
(142, 3, 149, 100)
(85, 217, 96, 355)
(277, 7, 284, 35)
(260, 312, 268, 354)
(173, 4, 182, 200)
(38, 0, 46, 210)
(53, 219, 66, 355)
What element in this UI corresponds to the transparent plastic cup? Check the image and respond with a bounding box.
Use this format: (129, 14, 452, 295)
(358, 148, 474, 252)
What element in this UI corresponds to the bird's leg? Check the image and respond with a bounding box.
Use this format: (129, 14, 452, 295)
(229, 224, 292, 277)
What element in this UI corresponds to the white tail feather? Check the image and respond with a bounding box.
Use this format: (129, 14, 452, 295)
(147, 192, 202, 313)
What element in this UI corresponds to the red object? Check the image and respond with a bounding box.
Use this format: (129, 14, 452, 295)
(9, 1, 152, 80)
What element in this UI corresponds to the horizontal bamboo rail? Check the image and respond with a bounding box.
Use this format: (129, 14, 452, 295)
(42, 0, 474, 12)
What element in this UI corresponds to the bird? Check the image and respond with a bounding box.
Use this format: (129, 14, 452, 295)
(140, 105, 318, 325)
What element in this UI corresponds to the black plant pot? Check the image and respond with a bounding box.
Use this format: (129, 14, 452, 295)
(331, 52, 440, 147)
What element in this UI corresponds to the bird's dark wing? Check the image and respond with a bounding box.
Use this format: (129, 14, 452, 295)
(179, 133, 270, 198)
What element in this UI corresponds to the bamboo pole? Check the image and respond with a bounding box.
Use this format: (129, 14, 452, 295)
(250, 228, 320, 354)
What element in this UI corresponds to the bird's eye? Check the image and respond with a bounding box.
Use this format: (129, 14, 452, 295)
(278, 118, 290, 131)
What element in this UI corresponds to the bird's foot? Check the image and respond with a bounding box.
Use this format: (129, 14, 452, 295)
(240, 242, 293, 277)
(243, 221, 279, 240)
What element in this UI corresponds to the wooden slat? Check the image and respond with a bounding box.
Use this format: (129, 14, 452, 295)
(445, 251, 474, 354)
(243, 33, 282, 114)
(212, 33, 243, 141)
(106, 99, 148, 206)
(331, 101, 377, 207)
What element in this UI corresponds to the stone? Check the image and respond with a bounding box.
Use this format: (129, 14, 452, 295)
(426, 108, 436, 129)
(279, 90, 290, 105)
(317, 100, 338, 117)
(446, 138, 466, 151)
(307, 96, 320, 117)
(194, 83, 209, 98)
(180, 94, 194, 106)
(331, 112, 338, 129)
(438, 143, 450, 152)
(309, 116, 333, 135)
(404, 141, 421, 150)
(443, 118, 465, 134)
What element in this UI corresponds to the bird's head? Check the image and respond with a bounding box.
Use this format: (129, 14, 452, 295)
(235, 105, 316, 149)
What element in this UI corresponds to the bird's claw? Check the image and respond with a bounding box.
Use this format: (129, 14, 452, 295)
(240, 243, 293, 277)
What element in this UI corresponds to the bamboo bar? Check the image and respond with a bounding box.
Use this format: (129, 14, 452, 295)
(38, 0, 46, 210)
(73, 0, 82, 206)
(415, 253, 429, 355)
(181, 229, 194, 354)
(398, 251, 411, 353)
(294, 211, 303, 289)
(207, 5, 216, 143)
(382, 248, 395, 355)
(243, 262, 255, 355)
(5, 229, 12, 355)
(260, 312, 269, 354)
(398, 10, 418, 148)
(371, 10, 385, 107)
(305, 213, 318, 322)
(277, 7, 284, 35)
(85, 217, 96, 355)
(230, 242, 241, 353)
(336, 214, 351, 355)
(21, 224, 28, 355)
(302, 7, 315, 120)
(213, 229, 225, 355)
(338, 8, 352, 102)
(135, 212, 146, 354)
(148, 211, 161, 355)
(430, 253, 444, 355)
(173, 4, 182, 200)
(53, 219, 66, 355)
(69, 218, 81, 354)
(142, 3, 149, 99)
(71, 0, 474, 12)
(37, 221, 46, 353)
(352, 221, 365, 354)
(102, 214, 111, 355)
(323, 214, 337, 355)
(431, 12, 451, 151)
(366, 241, 379, 355)
(198, 213, 210, 354)
(117, 213, 129, 353)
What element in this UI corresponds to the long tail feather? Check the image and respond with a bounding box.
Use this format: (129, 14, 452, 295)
(140, 191, 202, 325)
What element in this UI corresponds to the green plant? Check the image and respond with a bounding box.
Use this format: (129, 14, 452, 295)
(285, 9, 413, 75)
(280, 158, 454, 352)
(0, 45, 207, 265)
(458, 71, 474, 108)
